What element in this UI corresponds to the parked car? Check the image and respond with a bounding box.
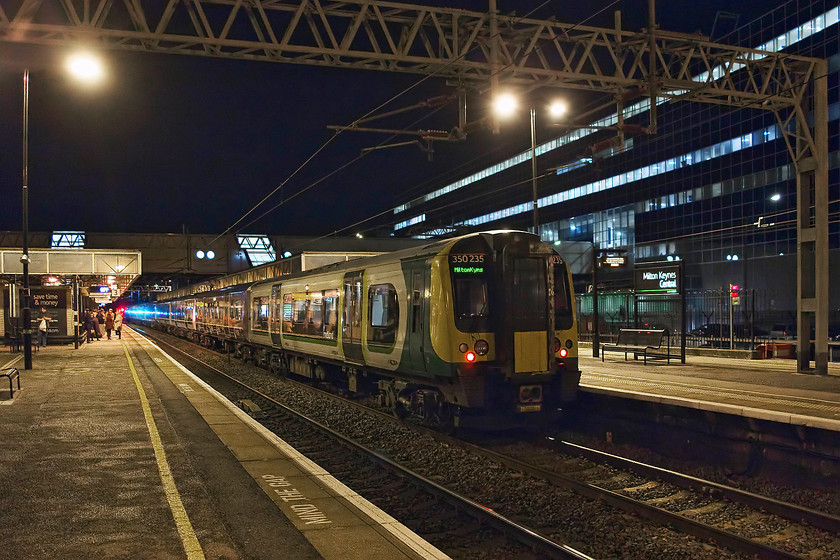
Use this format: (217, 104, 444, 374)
(769, 324, 795, 339)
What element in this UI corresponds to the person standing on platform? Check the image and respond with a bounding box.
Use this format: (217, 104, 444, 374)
(105, 310, 115, 340)
(85, 311, 97, 343)
(36, 308, 51, 347)
(114, 310, 123, 340)
(96, 309, 105, 339)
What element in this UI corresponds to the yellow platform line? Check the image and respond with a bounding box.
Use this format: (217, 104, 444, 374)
(122, 341, 205, 560)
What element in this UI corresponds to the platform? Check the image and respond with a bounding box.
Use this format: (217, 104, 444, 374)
(0, 328, 448, 560)
(582, 346, 840, 431)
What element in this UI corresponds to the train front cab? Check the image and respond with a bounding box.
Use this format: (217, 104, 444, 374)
(431, 232, 580, 428)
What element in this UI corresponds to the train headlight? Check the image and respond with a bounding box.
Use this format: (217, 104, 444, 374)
(474, 339, 489, 356)
(459, 343, 469, 353)
(559, 348, 568, 358)
(554, 337, 561, 353)
(465, 351, 476, 362)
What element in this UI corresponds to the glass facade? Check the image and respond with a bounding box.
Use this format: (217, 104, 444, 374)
(391, 0, 840, 300)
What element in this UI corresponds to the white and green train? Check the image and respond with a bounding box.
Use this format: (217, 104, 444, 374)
(131, 231, 580, 429)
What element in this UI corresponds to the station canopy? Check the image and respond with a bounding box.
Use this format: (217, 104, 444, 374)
(0, 249, 141, 303)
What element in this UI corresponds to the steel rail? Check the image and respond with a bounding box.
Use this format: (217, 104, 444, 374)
(139, 327, 816, 560)
(554, 440, 840, 535)
(138, 328, 594, 560)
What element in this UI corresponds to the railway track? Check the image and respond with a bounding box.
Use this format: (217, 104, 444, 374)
(134, 329, 591, 560)
(135, 327, 840, 559)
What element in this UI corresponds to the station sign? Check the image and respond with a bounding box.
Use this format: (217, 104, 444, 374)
(599, 254, 627, 268)
(634, 262, 681, 294)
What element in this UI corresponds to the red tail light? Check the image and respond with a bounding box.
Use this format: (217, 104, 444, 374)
(465, 351, 476, 362)
(559, 348, 568, 358)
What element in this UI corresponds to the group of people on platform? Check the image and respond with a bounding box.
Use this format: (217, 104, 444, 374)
(84, 308, 123, 343)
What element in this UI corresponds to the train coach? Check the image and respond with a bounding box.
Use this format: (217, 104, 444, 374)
(131, 231, 580, 429)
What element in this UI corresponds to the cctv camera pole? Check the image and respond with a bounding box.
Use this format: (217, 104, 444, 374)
(21, 69, 32, 370)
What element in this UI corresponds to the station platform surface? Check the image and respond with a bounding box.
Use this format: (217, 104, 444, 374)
(0, 328, 448, 560)
(580, 345, 840, 431)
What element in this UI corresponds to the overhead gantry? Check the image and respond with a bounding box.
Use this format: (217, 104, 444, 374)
(0, 0, 829, 372)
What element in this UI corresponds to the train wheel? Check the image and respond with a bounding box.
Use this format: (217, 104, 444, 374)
(392, 401, 408, 420)
(433, 403, 457, 434)
(271, 355, 289, 378)
(383, 385, 407, 419)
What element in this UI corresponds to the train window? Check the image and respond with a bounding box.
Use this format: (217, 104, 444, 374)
(230, 295, 244, 325)
(321, 289, 340, 339)
(453, 277, 490, 333)
(252, 297, 269, 331)
(553, 262, 574, 330)
(281, 289, 339, 339)
(368, 284, 398, 345)
(512, 258, 547, 332)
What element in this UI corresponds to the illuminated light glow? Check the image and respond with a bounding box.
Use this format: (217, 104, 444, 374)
(206, 250, 215, 259)
(770, 193, 781, 201)
(66, 52, 104, 84)
(465, 351, 476, 362)
(282, 251, 292, 258)
(548, 100, 567, 117)
(195, 250, 205, 259)
(493, 93, 518, 118)
(559, 348, 568, 358)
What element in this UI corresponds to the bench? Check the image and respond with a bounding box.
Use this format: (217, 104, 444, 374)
(1, 367, 20, 398)
(602, 328, 672, 365)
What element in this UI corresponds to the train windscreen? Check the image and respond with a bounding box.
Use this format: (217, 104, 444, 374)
(450, 252, 491, 332)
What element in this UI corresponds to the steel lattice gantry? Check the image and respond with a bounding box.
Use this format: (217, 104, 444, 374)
(0, 0, 829, 372)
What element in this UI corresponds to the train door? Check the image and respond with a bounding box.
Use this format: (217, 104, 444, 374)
(408, 266, 427, 373)
(270, 284, 282, 345)
(511, 257, 550, 373)
(342, 272, 364, 364)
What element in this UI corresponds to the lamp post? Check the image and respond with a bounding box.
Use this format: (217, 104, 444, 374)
(19, 53, 104, 368)
(494, 94, 566, 236)
(21, 69, 31, 370)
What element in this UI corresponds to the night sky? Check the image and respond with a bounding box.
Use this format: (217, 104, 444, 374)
(0, 0, 775, 238)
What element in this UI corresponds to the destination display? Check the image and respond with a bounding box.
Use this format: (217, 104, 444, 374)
(634, 263, 681, 294)
(450, 253, 488, 274)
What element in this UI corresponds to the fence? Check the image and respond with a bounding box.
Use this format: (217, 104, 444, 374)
(576, 289, 799, 350)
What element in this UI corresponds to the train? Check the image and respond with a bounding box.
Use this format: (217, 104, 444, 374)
(128, 231, 580, 429)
